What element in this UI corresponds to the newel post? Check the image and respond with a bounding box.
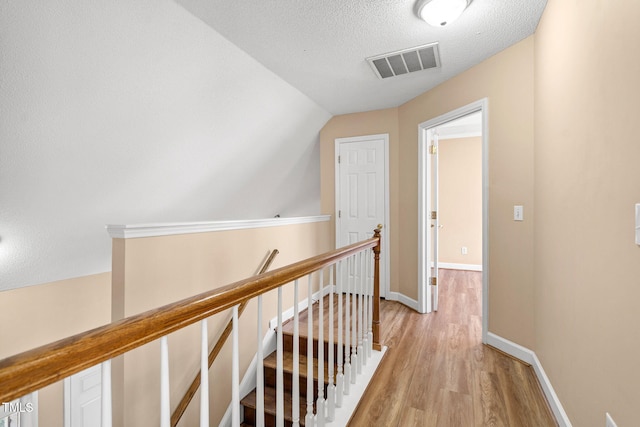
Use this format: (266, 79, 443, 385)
(372, 225, 382, 351)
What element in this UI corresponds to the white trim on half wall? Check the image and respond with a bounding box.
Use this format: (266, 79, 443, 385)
(106, 215, 331, 239)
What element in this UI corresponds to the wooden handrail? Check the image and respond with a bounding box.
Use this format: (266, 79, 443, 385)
(258, 249, 280, 276)
(170, 249, 279, 427)
(0, 234, 380, 403)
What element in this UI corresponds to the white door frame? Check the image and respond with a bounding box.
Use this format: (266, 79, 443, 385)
(418, 99, 489, 343)
(335, 134, 390, 298)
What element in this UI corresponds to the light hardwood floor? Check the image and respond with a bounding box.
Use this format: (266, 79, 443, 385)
(348, 269, 557, 427)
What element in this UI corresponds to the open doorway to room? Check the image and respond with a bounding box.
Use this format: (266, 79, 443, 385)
(418, 99, 488, 342)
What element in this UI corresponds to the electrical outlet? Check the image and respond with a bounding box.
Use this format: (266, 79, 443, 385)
(514, 205, 524, 221)
(635, 203, 640, 245)
(606, 412, 618, 427)
(461, 246, 468, 255)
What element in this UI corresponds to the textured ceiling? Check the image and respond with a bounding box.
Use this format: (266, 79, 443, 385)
(177, 0, 547, 115)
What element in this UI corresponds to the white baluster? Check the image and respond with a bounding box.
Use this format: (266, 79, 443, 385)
(277, 287, 284, 427)
(351, 254, 358, 384)
(336, 260, 344, 406)
(305, 274, 315, 426)
(316, 270, 325, 427)
(232, 306, 240, 427)
(344, 257, 351, 395)
(368, 252, 373, 357)
(362, 252, 369, 363)
(358, 252, 364, 372)
(200, 320, 209, 427)
(160, 336, 170, 427)
(292, 280, 300, 427)
(257, 295, 265, 427)
(101, 360, 112, 427)
(327, 265, 336, 421)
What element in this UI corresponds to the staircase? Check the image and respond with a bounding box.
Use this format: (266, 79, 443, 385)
(0, 230, 383, 427)
(241, 300, 339, 427)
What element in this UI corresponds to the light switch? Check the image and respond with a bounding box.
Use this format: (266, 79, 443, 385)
(635, 204, 640, 245)
(514, 205, 524, 221)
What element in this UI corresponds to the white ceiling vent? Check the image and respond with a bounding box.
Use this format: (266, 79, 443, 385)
(366, 43, 440, 79)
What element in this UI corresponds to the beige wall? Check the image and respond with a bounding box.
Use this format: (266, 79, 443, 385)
(438, 136, 482, 266)
(320, 108, 400, 292)
(399, 36, 535, 348)
(112, 221, 332, 426)
(321, 37, 536, 348)
(534, 0, 640, 425)
(0, 273, 111, 427)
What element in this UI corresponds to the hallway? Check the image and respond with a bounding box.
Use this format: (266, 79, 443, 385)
(349, 269, 557, 426)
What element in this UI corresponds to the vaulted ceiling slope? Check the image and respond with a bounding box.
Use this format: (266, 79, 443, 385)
(0, 1, 331, 290)
(177, 0, 547, 115)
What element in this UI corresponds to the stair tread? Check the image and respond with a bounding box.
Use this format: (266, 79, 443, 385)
(281, 336, 355, 368)
(263, 351, 332, 383)
(243, 296, 370, 426)
(281, 296, 369, 340)
(241, 385, 313, 425)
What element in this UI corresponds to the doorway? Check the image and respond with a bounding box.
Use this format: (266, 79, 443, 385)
(335, 134, 389, 298)
(418, 99, 488, 342)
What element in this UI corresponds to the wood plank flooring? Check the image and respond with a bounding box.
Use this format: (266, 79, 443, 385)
(347, 269, 557, 427)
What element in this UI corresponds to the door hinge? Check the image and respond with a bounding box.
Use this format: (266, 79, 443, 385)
(338, 210, 341, 218)
(338, 155, 341, 164)
(430, 277, 437, 286)
(431, 211, 437, 220)
(429, 145, 438, 155)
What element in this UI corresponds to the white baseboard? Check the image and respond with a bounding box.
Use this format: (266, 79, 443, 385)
(485, 332, 535, 364)
(386, 291, 420, 312)
(432, 262, 483, 271)
(485, 332, 572, 427)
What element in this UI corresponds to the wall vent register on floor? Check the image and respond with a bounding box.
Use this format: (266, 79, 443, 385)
(366, 42, 440, 79)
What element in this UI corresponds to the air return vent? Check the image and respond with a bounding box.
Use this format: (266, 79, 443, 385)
(366, 43, 440, 79)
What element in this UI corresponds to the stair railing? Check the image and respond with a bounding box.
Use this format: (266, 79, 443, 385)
(171, 249, 279, 427)
(0, 228, 382, 426)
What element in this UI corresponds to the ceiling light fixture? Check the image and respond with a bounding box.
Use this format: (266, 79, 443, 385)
(415, 0, 471, 27)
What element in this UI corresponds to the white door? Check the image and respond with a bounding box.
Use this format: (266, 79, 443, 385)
(64, 365, 101, 427)
(0, 393, 37, 427)
(336, 135, 387, 297)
